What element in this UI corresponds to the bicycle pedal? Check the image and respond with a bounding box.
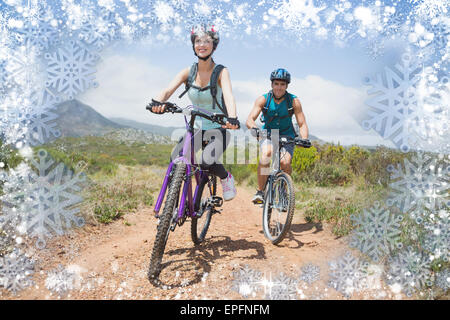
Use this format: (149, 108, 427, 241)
(211, 196, 223, 207)
(252, 199, 264, 205)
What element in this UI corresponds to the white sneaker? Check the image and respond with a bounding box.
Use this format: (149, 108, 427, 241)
(220, 172, 236, 201)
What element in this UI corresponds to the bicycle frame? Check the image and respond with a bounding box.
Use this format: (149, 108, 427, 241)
(153, 116, 208, 222)
(263, 138, 289, 206)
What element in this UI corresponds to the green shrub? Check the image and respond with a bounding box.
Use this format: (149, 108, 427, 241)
(344, 145, 370, 175)
(310, 163, 352, 186)
(363, 146, 410, 186)
(0, 142, 23, 170)
(304, 198, 361, 237)
(292, 146, 319, 174)
(225, 163, 258, 185)
(320, 144, 346, 164)
(38, 136, 174, 176)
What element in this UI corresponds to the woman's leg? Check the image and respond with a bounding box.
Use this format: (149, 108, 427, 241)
(200, 128, 230, 179)
(200, 128, 235, 200)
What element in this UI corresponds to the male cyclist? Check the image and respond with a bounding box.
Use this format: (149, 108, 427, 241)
(246, 68, 309, 204)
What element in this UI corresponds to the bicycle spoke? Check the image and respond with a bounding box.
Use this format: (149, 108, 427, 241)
(262, 172, 295, 244)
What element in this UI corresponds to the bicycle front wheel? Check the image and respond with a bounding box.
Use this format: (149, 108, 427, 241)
(148, 162, 186, 284)
(262, 172, 295, 245)
(191, 175, 216, 245)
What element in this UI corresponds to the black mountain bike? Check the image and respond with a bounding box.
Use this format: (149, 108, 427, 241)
(252, 128, 311, 244)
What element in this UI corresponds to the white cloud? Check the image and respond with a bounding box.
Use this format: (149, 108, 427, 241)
(79, 53, 395, 147)
(78, 53, 190, 126)
(233, 75, 395, 147)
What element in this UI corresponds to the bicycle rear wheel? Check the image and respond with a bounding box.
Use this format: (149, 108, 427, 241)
(191, 175, 216, 245)
(262, 172, 295, 245)
(148, 162, 186, 284)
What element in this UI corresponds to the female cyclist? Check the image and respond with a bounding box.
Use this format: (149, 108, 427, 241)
(149, 25, 239, 201)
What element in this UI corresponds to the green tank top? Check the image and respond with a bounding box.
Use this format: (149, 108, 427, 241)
(262, 92, 296, 138)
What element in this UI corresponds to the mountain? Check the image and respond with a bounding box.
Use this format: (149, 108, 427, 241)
(51, 100, 326, 145)
(109, 117, 182, 137)
(54, 100, 127, 137)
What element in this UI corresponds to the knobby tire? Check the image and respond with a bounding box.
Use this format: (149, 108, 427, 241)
(191, 175, 216, 245)
(262, 172, 295, 245)
(148, 162, 186, 284)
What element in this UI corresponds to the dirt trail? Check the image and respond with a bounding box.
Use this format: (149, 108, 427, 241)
(3, 185, 381, 300)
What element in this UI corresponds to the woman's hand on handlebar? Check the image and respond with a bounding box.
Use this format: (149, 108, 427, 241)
(148, 99, 169, 114)
(222, 117, 240, 130)
(151, 105, 166, 114)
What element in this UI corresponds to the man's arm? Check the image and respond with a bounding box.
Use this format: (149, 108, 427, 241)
(292, 97, 309, 139)
(246, 96, 266, 129)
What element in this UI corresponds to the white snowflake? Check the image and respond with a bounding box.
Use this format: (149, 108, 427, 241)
(299, 263, 320, 285)
(385, 246, 433, 297)
(0, 163, 34, 232)
(362, 54, 423, 153)
(435, 268, 450, 291)
(423, 215, 450, 262)
(5, 45, 44, 89)
(365, 40, 386, 60)
(153, 1, 177, 25)
(0, 248, 34, 294)
(429, 17, 450, 50)
(0, 88, 61, 147)
(328, 251, 369, 298)
(349, 202, 403, 262)
(264, 272, 298, 300)
(45, 40, 99, 100)
(0, 149, 87, 249)
(15, 20, 59, 52)
(386, 153, 449, 223)
(60, 0, 95, 32)
(381, 11, 408, 39)
(408, 22, 435, 48)
(193, 0, 214, 17)
(78, 9, 119, 51)
(231, 265, 262, 298)
(0, 59, 9, 93)
(415, 0, 449, 20)
(267, 0, 325, 37)
(262, 0, 326, 41)
(45, 264, 76, 296)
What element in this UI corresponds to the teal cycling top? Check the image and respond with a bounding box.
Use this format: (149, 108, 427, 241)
(262, 92, 296, 138)
(187, 64, 223, 131)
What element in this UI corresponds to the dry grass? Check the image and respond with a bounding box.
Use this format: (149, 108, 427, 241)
(81, 165, 161, 224)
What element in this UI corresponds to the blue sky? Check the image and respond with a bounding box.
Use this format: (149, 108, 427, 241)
(80, 35, 402, 147)
(2, 0, 428, 147)
(79, 22, 409, 147)
(77, 0, 426, 148)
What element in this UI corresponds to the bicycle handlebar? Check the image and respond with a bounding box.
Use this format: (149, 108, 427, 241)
(146, 99, 228, 126)
(251, 127, 311, 148)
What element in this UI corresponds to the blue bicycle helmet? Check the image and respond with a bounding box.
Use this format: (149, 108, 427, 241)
(270, 68, 291, 84)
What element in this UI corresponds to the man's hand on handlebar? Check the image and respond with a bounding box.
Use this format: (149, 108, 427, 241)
(250, 127, 261, 139)
(295, 137, 311, 148)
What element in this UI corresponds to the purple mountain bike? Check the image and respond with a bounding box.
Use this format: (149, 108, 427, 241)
(145, 101, 228, 284)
